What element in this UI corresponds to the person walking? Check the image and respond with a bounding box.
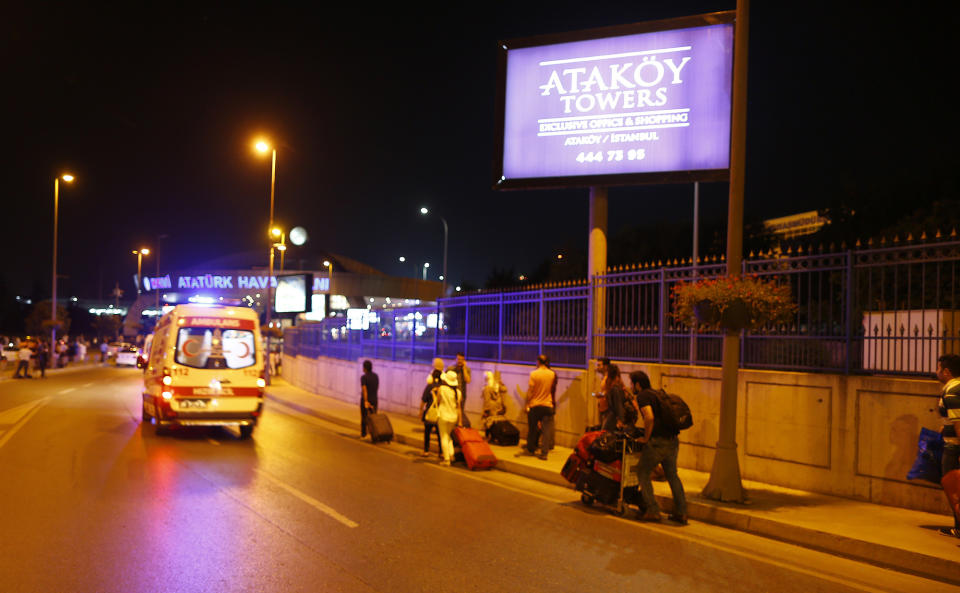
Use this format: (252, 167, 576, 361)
(935, 354, 960, 538)
(419, 358, 444, 458)
(14, 342, 32, 378)
(100, 340, 108, 363)
(435, 369, 462, 466)
(633, 370, 687, 525)
(518, 354, 557, 460)
(448, 352, 472, 428)
(359, 360, 379, 438)
(35, 341, 49, 379)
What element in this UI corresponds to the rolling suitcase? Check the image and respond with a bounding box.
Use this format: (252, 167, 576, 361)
(365, 412, 393, 443)
(461, 439, 498, 470)
(488, 420, 520, 446)
(453, 426, 483, 445)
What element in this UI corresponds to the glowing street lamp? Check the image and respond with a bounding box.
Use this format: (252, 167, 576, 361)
(51, 173, 75, 349)
(323, 259, 333, 298)
(133, 248, 151, 295)
(422, 261, 430, 281)
(419, 207, 448, 295)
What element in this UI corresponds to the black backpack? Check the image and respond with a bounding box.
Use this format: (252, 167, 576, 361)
(653, 389, 693, 432)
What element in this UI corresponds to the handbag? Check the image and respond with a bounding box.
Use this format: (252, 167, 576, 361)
(906, 427, 944, 483)
(424, 397, 440, 424)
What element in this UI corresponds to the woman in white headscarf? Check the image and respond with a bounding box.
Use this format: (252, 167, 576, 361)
(436, 369, 463, 466)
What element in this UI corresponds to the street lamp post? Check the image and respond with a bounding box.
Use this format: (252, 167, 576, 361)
(422, 262, 430, 281)
(323, 259, 333, 302)
(133, 248, 150, 295)
(255, 139, 278, 384)
(420, 207, 448, 296)
(51, 174, 74, 350)
(155, 233, 168, 312)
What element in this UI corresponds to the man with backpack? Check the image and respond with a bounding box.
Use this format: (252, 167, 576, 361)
(631, 370, 688, 525)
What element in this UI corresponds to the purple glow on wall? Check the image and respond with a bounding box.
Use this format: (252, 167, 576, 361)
(500, 23, 733, 184)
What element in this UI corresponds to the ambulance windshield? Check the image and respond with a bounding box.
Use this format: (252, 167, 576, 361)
(175, 327, 256, 369)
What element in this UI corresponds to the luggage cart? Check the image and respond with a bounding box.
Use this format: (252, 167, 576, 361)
(578, 435, 643, 516)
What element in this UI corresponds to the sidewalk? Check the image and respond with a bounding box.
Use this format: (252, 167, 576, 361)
(265, 377, 960, 585)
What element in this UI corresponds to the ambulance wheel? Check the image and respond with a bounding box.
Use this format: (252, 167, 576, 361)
(239, 425, 254, 440)
(580, 493, 594, 506)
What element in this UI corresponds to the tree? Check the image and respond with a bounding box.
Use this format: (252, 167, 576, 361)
(92, 314, 122, 341)
(25, 300, 70, 337)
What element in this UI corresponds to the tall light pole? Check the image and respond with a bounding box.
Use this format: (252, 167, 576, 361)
(51, 173, 74, 350)
(420, 207, 448, 296)
(422, 261, 430, 281)
(323, 259, 333, 301)
(155, 233, 168, 312)
(255, 139, 278, 384)
(133, 248, 150, 295)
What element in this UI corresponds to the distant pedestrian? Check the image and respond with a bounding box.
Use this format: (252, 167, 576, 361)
(935, 354, 960, 538)
(76, 339, 87, 363)
(517, 354, 557, 460)
(100, 341, 108, 363)
(448, 352, 472, 428)
(67, 339, 77, 364)
(35, 341, 49, 378)
(633, 370, 687, 525)
(359, 360, 379, 438)
(419, 358, 444, 458)
(14, 343, 32, 378)
(435, 369, 462, 466)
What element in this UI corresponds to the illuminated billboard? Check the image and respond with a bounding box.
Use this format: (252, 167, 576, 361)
(495, 12, 734, 189)
(275, 274, 314, 314)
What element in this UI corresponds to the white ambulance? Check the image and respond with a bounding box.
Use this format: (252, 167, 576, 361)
(142, 304, 265, 438)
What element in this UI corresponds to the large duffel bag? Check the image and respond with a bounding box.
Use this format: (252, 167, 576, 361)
(561, 452, 589, 484)
(365, 412, 393, 443)
(487, 420, 520, 446)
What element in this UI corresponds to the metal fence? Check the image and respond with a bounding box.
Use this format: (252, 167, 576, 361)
(284, 239, 960, 376)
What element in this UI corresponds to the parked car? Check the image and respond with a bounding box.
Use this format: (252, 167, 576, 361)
(137, 334, 153, 369)
(115, 344, 139, 366)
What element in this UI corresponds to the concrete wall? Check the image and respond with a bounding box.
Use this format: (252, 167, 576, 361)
(282, 353, 949, 515)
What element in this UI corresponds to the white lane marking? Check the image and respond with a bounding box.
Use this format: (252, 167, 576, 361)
(82, 383, 94, 388)
(253, 468, 359, 528)
(0, 398, 51, 450)
(58, 388, 76, 394)
(207, 438, 221, 446)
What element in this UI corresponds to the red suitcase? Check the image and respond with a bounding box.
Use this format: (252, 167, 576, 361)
(453, 426, 484, 446)
(461, 440, 498, 470)
(943, 469, 960, 522)
(561, 452, 588, 484)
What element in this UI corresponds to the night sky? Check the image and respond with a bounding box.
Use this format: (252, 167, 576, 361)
(2, 2, 954, 300)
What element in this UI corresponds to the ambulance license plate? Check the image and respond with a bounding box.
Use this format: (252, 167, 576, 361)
(180, 399, 209, 409)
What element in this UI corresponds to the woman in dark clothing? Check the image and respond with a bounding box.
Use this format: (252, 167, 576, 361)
(601, 364, 630, 432)
(419, 358, 444, 457)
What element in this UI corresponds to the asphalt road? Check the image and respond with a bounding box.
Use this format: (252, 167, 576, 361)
(0, 366, 956, 593)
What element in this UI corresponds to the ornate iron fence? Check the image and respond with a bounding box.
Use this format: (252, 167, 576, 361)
(285, 239, 960, 376)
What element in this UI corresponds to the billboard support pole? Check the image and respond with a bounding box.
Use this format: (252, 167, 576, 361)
(702, 0, 749, 503)
(587, 186, 607, 428)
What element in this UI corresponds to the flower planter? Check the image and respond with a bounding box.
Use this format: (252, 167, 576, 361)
(719, 298, 751, 331)
(693, 300, 720, 325)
